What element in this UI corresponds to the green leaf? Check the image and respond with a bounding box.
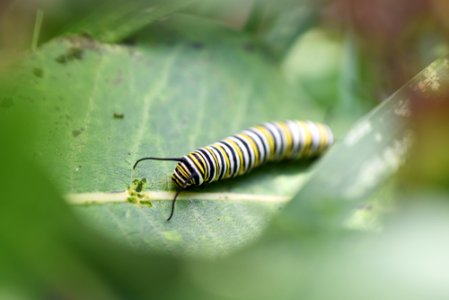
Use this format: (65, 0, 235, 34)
(60, 0, 196, 42)
(243, 0, 321, 58)
(260, 1, 321, 58)
(282, 28, 375, 132)
(273, 58, 449, 232)
(8, 16, 325, 257)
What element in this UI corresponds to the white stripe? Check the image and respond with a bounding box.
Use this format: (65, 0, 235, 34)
(173, 170, 185, 185)
(213, 142, 233, 179)
(219, 141, 238, 178)
(242, 129, 266, 163)
(286, 120, 301, 157)
(196, 150, 212, 182)
(251, 129, 270, 161)
(229, 136, 250, 173)
(264, 123, 283, 159)
(272, 122, 287, 155)
(184, 156, 204, 185)
(325, 124, 334, 146)
(235, 133, 257, 170)
(306, 121, 320, 153)
(208, 146, 224, 182)
(296, 121, 306, 158)
(200, 148, 216, 182)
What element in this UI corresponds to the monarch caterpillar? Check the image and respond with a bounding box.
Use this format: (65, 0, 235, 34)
(133, 120, 334, 221)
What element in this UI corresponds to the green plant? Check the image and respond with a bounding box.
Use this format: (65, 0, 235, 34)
(1, 1, 449, 299)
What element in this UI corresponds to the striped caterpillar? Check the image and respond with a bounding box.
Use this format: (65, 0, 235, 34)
(133, 120, 334, 221)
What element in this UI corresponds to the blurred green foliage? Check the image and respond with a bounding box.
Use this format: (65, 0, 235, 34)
(1, 0, 449, 299)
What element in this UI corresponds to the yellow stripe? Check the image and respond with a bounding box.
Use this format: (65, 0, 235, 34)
(178, 164, 190, 178)
(278, 122, 293, 157)
(316, 124, 328, 154)
(172, 174, 184, 187)
(205, 147, 220, 181)
(297, 121, 312, 157)
(195, 151, 209, 181)
(225, 138, 245, 175)
(254, 126, 275, 160)
(237, 133, 259, 166)
(215, 143, 231, 178)
(188, 153, 205, 178)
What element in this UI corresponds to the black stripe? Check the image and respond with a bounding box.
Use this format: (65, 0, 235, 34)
(198, 148, 215, 183)
(211, 145, 227, 180)
(273, 122, 287, 155)
(172, 169, 185, 187)
(178, 162, 191, 179)
(192, 152, 207, 180)
(247, 128, 268, 163)
(221, 141, 239, 178)
(233, 135, 253, 172)
(174, 168, 185, 181)
(264, 124, 281, 158)
(289, 122, 302, 156)
(181, 158, 200, 185)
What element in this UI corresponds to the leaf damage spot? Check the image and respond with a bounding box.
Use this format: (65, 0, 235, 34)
(343, 132, 414, 199)
(0, 97, 14, 109)
(415, 65, 441, 92)
(243, 42, 256, 52)
(33, 68, 43, 78)
(394, 99, 411, 117)
(127, 178, 152, 207)
(191, 41, 204, 50)
(55, 47, 84, 64)
(344, 120, 372, 146)
(112, 72, 123, 85)
(72, 128, 84, 137)
(66, 35, 102, 51)
(122, 37, 136, 46)
(113, 112, 124, 119)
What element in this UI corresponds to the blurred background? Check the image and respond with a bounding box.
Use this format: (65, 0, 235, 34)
(1, 0, 449, 299)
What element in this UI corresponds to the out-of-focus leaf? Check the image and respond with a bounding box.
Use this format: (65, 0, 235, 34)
(335, 32, 376, 119)
(274, 58, 449, 232)
(282, 29, 375, 135)
(60, 0, 196, 42)
(0, 108, 120, 300)
(186, 196, 449, 300)
(282, 29, 343, 108)
(245, 0, 321, 58)
(262, 2, 320, 58)
(180, 59, 449, 299)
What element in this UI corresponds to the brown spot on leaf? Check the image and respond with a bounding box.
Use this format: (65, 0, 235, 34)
(33, 68, 43, 78)
(191, 42, 204, 49)
(55, 47, 84, 64)
(0, 97, 13, 108)
(243, 42, 255, 52)
(113, 112, 124, 119)
(72, 127, 84, 137)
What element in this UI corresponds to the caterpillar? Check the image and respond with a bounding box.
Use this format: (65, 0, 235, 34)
(133, 120, 334, 221)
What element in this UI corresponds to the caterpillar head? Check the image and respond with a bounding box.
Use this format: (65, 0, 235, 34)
(172, 158, 203, 189)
